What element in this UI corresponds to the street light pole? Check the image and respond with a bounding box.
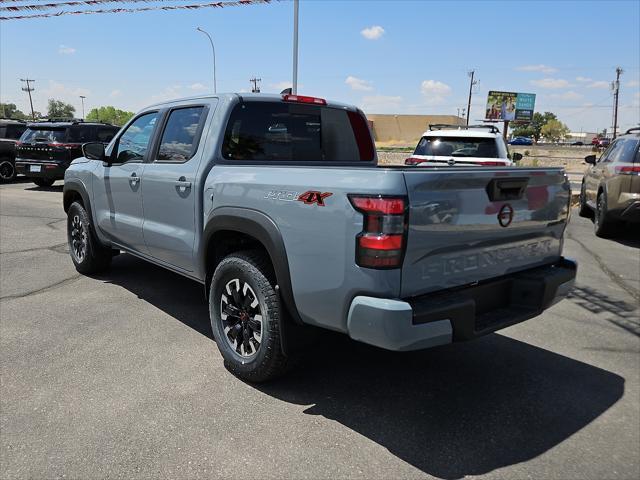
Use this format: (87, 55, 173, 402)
(292, 0, 299, 94)
(79, 95, 86, 120)
(196, 27, 217, 94)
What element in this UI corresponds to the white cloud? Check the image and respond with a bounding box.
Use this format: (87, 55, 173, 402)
(58, 45, 76, 55)
(516, 64, 557, 74)
(345, 76, 373, 91)
(586, 80, 609, 89)
(530, 78, 572, 89)
(576, 76, 593, 83)
(626, 80, 640, 88)
(420, 79, 452, 104)
(548, 91, 583, 101)
(149, 85, 183, 103)
(360, 25, 385, 40)
(109, 89, 122, 99)
(188, 83, 208, 91)
(360, 95, 402, 113)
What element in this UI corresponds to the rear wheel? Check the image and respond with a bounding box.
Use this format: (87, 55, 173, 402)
(0, 159, 16, 182)
(33, 178, 55, 188)
(209, 251, 289, 382)
(594, 191, 620, 237)
(578, 182, 591, 218)
(67, 201, 112, 274)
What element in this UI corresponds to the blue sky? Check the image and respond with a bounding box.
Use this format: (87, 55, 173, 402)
(1, 0, 639, 133)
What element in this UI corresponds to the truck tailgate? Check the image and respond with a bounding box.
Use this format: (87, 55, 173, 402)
(401, 167, 570, 298)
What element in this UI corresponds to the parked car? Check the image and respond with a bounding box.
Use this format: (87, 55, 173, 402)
(63, 93, 576, 382)
(15, 120, 119, 187)
(571, 141, 585, 146)
(598, 138, 611, 148)
(405, 124, 521, 167)
(579, 127, 640, 236)
(0, 119, 27, 182)
(591, 137, 600, 145)
(509, 136, 533, 146)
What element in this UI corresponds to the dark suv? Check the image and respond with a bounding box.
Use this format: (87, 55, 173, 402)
(0, 119, 28, 182)
(16, 121, 119, 187)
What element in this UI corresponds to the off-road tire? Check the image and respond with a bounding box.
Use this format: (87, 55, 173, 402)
(67, 201, 112, 274)
(209, 251, 289, 382)
(33, 178, 55, 188)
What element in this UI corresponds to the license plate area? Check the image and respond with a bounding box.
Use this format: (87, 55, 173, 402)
(29, 165, 42, 173)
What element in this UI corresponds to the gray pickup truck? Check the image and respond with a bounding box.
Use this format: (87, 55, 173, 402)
(63, 93, 576, 382)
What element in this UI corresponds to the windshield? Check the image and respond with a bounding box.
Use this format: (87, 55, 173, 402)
(414, 136, 500, 158)
(20, 128, 66, 143)
(222, 101, 374, 162)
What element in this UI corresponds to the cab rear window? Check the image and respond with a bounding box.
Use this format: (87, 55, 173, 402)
(414, 136, 499, 158)
(221, 101, 374, 162)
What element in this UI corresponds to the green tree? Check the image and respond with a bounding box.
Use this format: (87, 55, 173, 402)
(512, 111, 558, 142)
(86, 106, 134, 126)
(540, 119, 570, 142)
(0, 103, 28, 120)
(47, 99, 76, 119)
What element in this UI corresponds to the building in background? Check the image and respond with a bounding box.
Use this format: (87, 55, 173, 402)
(367, 114, 465, 146)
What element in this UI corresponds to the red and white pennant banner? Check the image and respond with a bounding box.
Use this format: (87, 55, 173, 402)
(0, 0, 276, 21)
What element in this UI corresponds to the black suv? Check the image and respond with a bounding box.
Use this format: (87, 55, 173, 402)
(0, 119, 28, 182)
(16, 120, 119, 187)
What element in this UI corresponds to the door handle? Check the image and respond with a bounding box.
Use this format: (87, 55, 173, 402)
(175, 177, 191, 189)
(129, 172, 140, 186)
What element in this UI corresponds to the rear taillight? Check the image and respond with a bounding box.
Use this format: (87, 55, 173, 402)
(405, 157, 424, 165)
(615, 165, 640, 174)
(349, 195, 408, 269)
(479, 161, 506, 166)
(282, 94, 327, 105)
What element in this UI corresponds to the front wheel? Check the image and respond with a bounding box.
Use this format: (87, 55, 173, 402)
(0, 159, 16, 182)
(33, 178, 55, 188)
(67, 201, 112, 274)
(209, 251, 289, 382)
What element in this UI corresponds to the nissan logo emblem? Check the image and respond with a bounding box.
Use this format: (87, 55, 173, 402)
(498, 204, 514, 227)
(447, 158, 456, 166)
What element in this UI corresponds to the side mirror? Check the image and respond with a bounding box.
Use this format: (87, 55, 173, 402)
(512, 152, 523, 162)
(584, 154, 596, 165)
(82, 142, 106, 161)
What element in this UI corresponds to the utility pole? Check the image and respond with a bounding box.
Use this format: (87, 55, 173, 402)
(196, 27, 217, 94)
(250, 77, 261, 93)
(79, 95, 86, 120)
(612, 66, 623, 139)
(466, 70, 478, 126)
(292, 0, 299, 94)
(20, 78, 36, 120)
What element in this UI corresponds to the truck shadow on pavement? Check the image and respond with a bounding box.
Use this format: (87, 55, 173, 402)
(102, 254, 624, 480)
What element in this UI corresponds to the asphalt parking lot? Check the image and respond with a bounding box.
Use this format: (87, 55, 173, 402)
(1, 179, 639, 479)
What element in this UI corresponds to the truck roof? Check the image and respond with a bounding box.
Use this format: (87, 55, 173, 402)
(145, 93, 358, 112)
(421, 128, 499, 138)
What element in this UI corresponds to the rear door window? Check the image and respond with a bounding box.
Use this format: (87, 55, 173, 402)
(67, 125, 97, 143)
(611, 138, 639, 163)
(221, 101, 374, 162)
(97, 127, 118, 143)
(156, 106, 206, 163)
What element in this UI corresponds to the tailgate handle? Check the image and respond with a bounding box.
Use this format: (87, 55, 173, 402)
(486, 177, 528, 201)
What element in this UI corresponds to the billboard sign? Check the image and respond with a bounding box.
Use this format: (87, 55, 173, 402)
(485, 91, 536, 122)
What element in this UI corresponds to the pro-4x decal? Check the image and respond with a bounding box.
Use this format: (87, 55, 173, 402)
(297, 191, 333, 206)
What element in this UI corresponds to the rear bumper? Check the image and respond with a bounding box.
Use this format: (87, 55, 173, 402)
(347, 257, 577, 351)
(15, 159, 67, 180)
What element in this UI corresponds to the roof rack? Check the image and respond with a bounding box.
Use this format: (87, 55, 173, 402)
(428, 124, 500, 134)
(625, 127, 640, 134)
